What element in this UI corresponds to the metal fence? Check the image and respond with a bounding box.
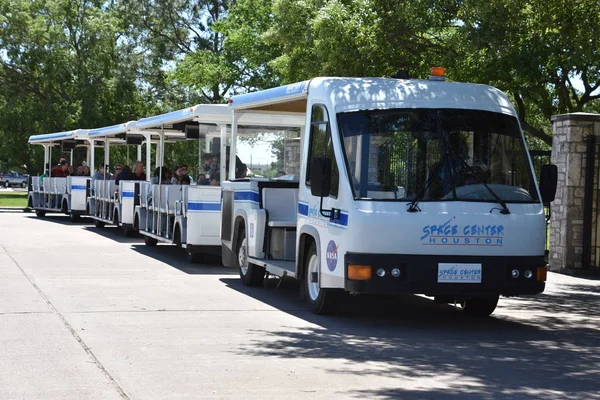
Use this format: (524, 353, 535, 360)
(582, 136, 600, 271)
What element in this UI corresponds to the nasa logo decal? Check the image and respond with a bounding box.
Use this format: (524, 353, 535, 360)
(325, 240, 339, 272)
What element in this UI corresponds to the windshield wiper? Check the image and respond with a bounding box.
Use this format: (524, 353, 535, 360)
(407, 155, 446, 212)
(454, 157, 511, 215)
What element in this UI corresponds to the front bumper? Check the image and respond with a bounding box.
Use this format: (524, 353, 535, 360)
(344, 253, 546, 296)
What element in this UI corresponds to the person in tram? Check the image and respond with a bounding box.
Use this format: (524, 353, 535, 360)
(110, 164, 122, 180)
(115, 165, 135, 185)
(209, 171, 220, 186)
(51, 160, 69, 177)
(202, 154, 213, 174)
(151, 166, 172, 185)
(92, 165, 110, 180)
(133, 161, 146, 181)
(83, 163, 91, 176)
(74, 164, 85, 176)
(196, 173, 209, 185)
(172, 164, 193, 184)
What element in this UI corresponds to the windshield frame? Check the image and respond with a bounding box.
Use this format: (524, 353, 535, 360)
(336, 108, 540, 204)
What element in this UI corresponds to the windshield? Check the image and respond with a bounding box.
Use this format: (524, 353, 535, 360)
(338, 109, 539, 203)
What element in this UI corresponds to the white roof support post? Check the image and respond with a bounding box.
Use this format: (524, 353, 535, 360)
(49, 145, 53, 175)
(43, 145, 50, 175)
(144, 133, 151, 182)
(228, 112, 239, 181)
(219, 124, 228, 182)
(104, 138, 110, 169)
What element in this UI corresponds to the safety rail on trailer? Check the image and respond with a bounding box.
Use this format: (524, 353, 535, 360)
(27, 129, 91, 221)
(221, 74, 558, 317)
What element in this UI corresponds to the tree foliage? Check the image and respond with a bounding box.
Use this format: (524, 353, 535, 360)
(1, 0, 598, 172)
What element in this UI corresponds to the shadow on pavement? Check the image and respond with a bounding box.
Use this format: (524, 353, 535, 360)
(131, 244, 236, 276)
(221, 276, 600, 400)
(25, 214, 91, 226)
(84, 225, 142, 244)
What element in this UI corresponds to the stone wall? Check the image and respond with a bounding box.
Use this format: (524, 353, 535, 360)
(549, 113, 600, 271)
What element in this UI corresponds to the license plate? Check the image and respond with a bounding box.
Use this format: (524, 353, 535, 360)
(438, 263, 482, 283)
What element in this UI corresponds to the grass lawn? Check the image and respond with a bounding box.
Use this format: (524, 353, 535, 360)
(0, 192, 28, 208)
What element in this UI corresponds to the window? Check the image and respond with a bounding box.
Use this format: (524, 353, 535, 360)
(306, 104, 339, 197)
(338, 109, 538, 202)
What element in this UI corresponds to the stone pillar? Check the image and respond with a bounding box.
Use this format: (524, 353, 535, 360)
(549, 113, 600, 272)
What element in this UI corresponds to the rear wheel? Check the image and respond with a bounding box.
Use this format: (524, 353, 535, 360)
(237, 229, 264, 286)
(20, 182, 26, 188)
(124, 229, 136, 237)
(303, 243, 338, 315)
(35, 210, 46, 218)
(94, 220, 105, 228)
(4, 181, 9, 188)
(69, 213, 80, 222)
(144, 235, 158, 247)
(460, 296, 499, 318)
(187, 249, 204, 264)
(174, 226, 182, 251)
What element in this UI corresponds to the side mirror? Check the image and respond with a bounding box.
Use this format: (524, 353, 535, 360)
(539, 164, 558, 205)
(310, 157, 331, 197)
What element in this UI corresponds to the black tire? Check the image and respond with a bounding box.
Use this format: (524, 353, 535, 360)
(460, 296, 499, 318)
(69, 213, 80, 222)
(302, 243, 338, 315)
(144, 235, 158, 247)
(237, 228, 264, 286)
(94, 220, 105, 228)
(21, 182, 26, 188)
(124, 229, 136, 237)
(187, 250, 204, 264)
(173, 226, 182, 251)
(4, 181, 9, 188)
(35, 210, 46, 218)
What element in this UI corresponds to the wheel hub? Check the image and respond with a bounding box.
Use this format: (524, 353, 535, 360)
(238, 238, 248, 275)
(307, 253, 320, 301)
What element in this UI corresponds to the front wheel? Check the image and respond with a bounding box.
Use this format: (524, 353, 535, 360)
(237, 229, 264, 286)
(35, 210, 46, 218)
(69, 213, 80, 222)
(460, 296, 499, 318)
(21, 182, 26, 188)
(94, 220, 105, 228)
(4, 181, 9, 188)
(303, 243, 338, 315)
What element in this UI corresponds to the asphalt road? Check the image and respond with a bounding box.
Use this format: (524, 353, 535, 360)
(0, 212, 599, 400)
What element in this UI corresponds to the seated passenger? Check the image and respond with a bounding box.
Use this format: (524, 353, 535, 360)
(115, 165, 135, 185)
(51, 160, 69, 177)
(133, 161, 146, 181)
(235, 163, 248, 179)
(92, 165, 111, 180)
(110, 164, 122, 180)
(151, 166, 172, 185)
(209, 172, 220, 186)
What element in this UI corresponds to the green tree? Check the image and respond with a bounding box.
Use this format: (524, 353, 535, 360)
(445, 0, 600, 145)
(0, 0, 152, 172)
